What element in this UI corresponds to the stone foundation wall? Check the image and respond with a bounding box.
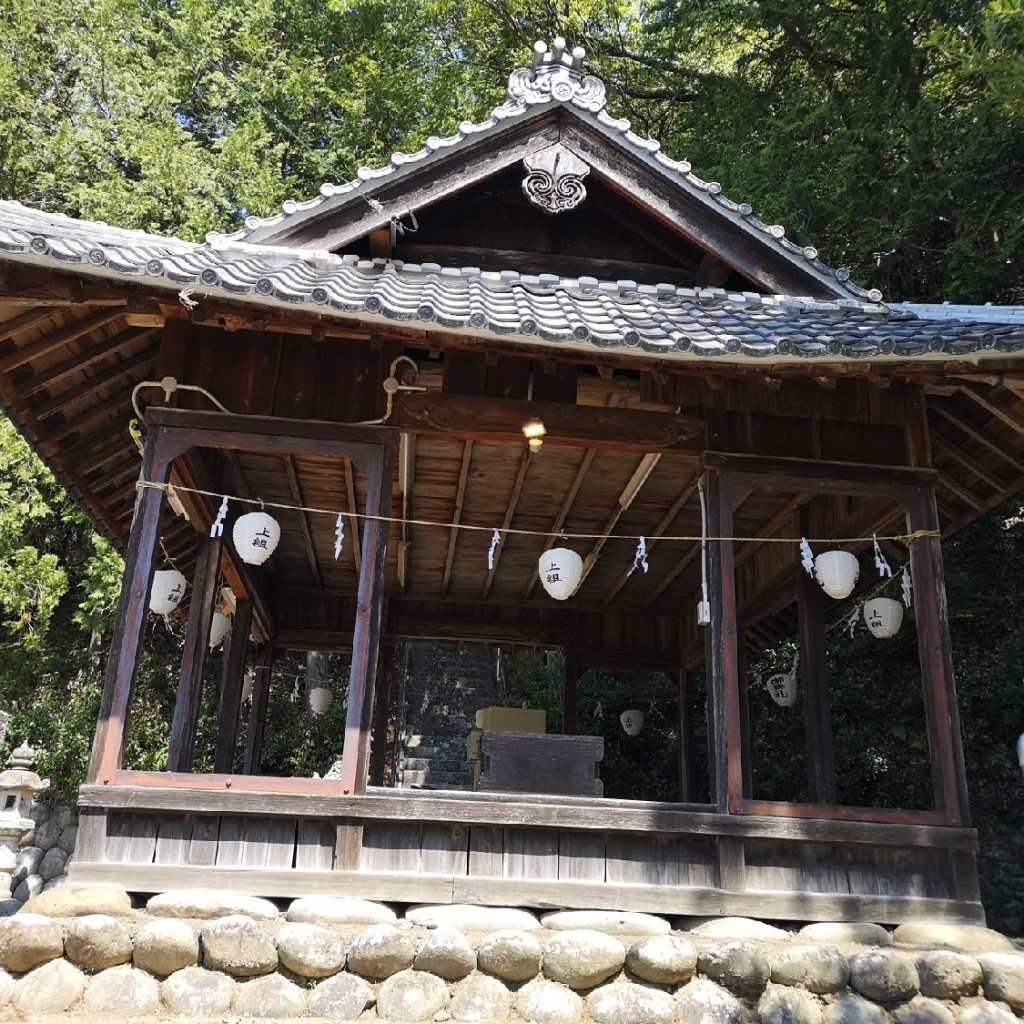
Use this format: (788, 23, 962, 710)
(0, 887, 1021, 1021)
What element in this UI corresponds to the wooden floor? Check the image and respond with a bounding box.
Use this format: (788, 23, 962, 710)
(71, 781, 985, 924)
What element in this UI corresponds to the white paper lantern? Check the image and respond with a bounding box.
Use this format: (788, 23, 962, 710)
(766, 671, 798, 708)
(620, 709, 644, 736)
(813, 550, 860, 599)
(308, 686, 333, 716)
(538, 547, 583, 601)
(208, 611, 232, 649)
(863, 597, 904, 638)
(149, 569, 186, 615)
(233, 511, 281, 565)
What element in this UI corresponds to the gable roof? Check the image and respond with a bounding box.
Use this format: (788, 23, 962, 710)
(211, 39, 881, 304)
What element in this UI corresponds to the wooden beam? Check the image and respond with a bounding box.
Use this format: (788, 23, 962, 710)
(931, 431, 1005, 493)
(344, 458, 363, 580)
(796, 542, 837, 805)
(0, 309, 124, 374)
(243, 644, 275, 775)
(0, 308, 60, 343)
(936, 467, 985, 511)
(30, 347, 156, 419)
(958, 383, 1024, 440)
(579, 453, 660, 589)
(601, 478, 697, 607)
(523, 447, 597, 601)
(392, 393, 704, 453)
(338, 443, 395, 795)
(167, 537, 222, 772)
(46, 389, 131, 444)
(642, 540, 701, 611)
(86, 425, 188, 783)
(441, 441, 473, 598)
(214, 599, 253, 774)
(284, 456, 323, 589)
(481, 445, 531, 600)
(930, 401, 1024, 476)
(695, 253, 731, 288)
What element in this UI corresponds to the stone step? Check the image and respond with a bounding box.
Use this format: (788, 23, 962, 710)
(402, 712, 474, 734)
(399, 768, 475, 788)
(400, 757, 473, 773)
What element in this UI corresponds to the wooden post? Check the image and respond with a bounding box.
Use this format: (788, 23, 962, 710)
(243, 643, 274, 775)
(167, 536, 222, 772)
(369, 635, 397, 786)
(737, 633, 753, 799)
(213, 599, 253, 774)
(87, 425, 184, 783)
(339, 444, 396, 795)
(563, 651, 579, 735)
(677, 669, 697, 802)
(704, 470, 743, 813)
(909, 488, 971, 826)
(796, 540, 837, 804)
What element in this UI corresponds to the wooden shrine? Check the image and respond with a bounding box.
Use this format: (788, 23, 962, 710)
(2, 40, 1024, 922)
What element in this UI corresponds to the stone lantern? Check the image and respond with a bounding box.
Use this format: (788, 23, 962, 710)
(0, 742, 49, 872)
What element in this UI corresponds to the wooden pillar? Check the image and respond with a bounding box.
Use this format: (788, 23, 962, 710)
(213, 598, 253, 774)
(167, 536, 222, 772)
(704, 469, 743, 814)
(910, 489, 971, 826)
(563, 651, 579, 735)
(243, 643, 274, 775)
(796, 551, 837, 804)
(339, 444, 396, 795)
(369, 637, 397, 786)
(87, 426, 183, 783)
(736, 633, 753, 799)
(677, 669, 697, 802)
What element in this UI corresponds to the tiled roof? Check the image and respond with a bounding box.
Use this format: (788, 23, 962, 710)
(208, 40, 880, 304)
(3, 200, 1024, 364)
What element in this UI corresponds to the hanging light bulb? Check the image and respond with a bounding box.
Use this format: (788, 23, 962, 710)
(522, 417, 546, 452)
(149, 570, 186, 615)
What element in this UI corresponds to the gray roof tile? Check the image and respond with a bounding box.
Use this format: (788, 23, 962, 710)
(2, 200, 1024, 364)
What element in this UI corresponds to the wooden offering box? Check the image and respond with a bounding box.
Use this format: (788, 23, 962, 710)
(477, 732, 604, 797)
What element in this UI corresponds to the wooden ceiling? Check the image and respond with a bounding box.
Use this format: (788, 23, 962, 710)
(4, 279, 1024, 665)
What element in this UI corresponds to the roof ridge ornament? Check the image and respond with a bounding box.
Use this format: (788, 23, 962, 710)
(506, 38, 607, 112)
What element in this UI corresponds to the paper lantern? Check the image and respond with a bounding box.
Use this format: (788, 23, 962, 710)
(233, 511, 281, 565)
(149, 569, 186, 615)
(863, 597, 904, 638)
(620, 709, 644, 736)
(766, 671, 798, 708)
(538, 547, 583, 601)
(308, 686, 333, 716)
(813, 550, 860, 599)
(208, 611, 232, 649)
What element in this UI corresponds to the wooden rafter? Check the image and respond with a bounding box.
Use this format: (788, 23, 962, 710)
(522, 448, 598, 601)
(343, 459, 363, 581)
(0, 308, 60, 343)
(0, 309, 124, 374)
(441, 440, 474, 598)
(47, 390, 131, 444)
(930, 431, 1006, 493)
(958, 383, 1024, 440)
(936, 467, 984, 511)
(19, 328, 157, 404)
(930, 401, 1024, 476)
(642, 540, 701, 610)
(284, 456, 323, 589)
(31, 347, 156, 419)
(481, 445, 532, 600)
(600, 478, 698, 608)
(578, 453, 660, 590)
